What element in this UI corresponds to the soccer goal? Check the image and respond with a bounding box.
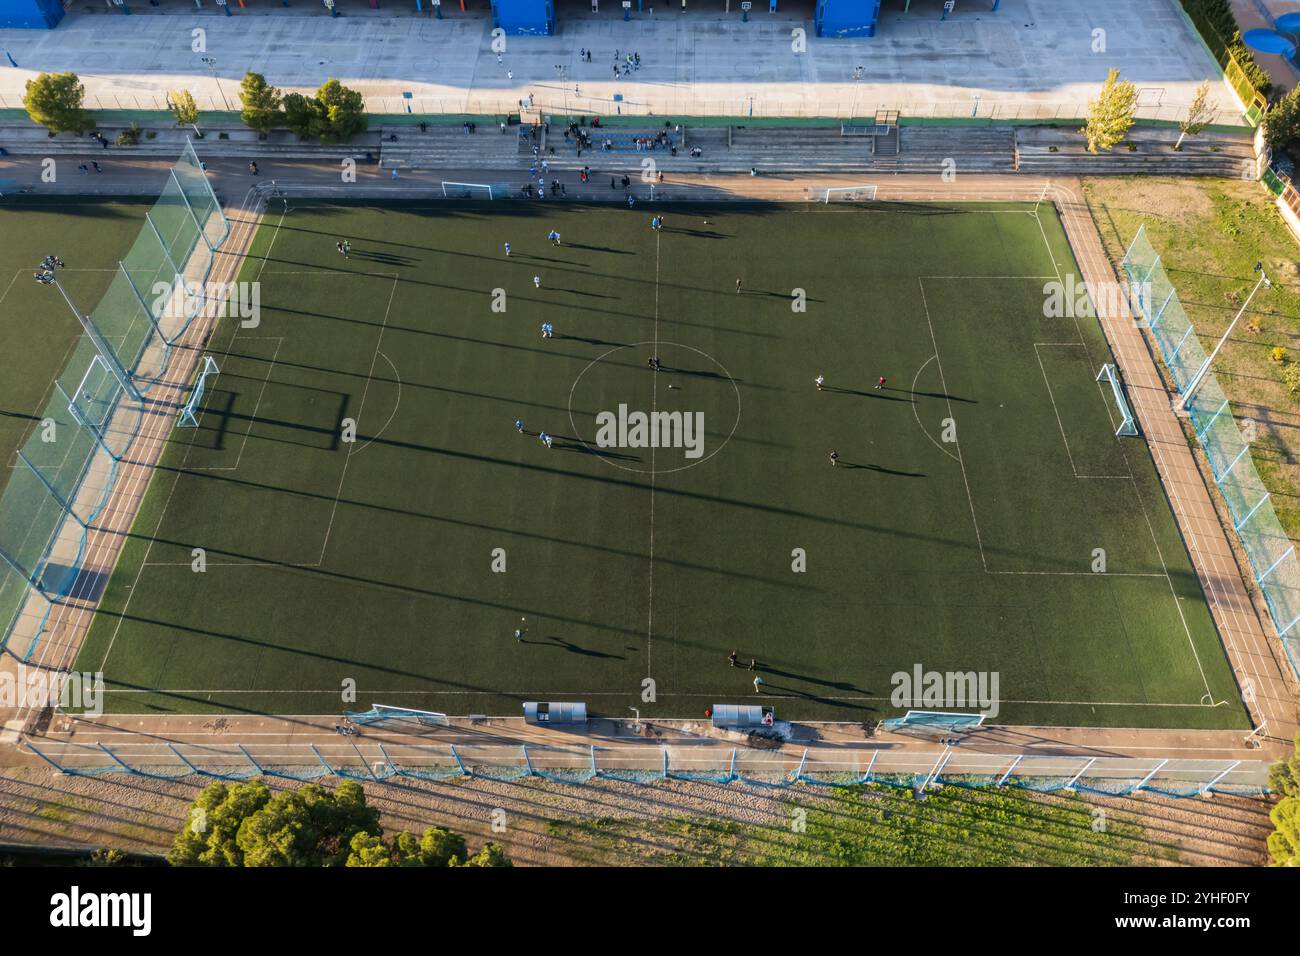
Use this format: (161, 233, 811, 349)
(822, 184, 878, 203)
(176, 356, 219, 429)
(1096, 363, 1138, 437)
(879, 711, 987, 733)
(345, 704, 450, 728)
(441, 181, 496, 199)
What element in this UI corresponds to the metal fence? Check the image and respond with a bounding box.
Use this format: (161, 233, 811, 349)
(0, 91, 1249, 127)
(22, 740, 1271, 798)
(1122, 225, 1300, 680)
(0, 140, 229, 660)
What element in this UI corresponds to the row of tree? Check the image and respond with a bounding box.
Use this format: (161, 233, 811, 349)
(168, 778, 510, 867)
(20, 71, 367, 144)
(1083, 71, 1214, 153)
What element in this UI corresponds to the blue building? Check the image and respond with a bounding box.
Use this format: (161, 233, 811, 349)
(0, 0, 64, 28)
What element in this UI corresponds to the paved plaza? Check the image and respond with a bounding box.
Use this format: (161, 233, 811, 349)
(0, 0, 1238, 120)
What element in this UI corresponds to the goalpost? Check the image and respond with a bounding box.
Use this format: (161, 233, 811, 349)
(1096, 363, 1138, 437)
(441, 181, 496, 199)
(879, 711, 986, 733)
(345, 704, 450, 728)
(176, 356, 219, 429)
(822, 185, 878, 203)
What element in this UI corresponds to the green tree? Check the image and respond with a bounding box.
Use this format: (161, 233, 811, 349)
(281, 92, 321, 141)
(459, 842, 512, 867)
(169, 89, 202, 137)
(1269, 799, 1299, 866)
(1175, 80, 1214, 150)
(22, 72, 91, 134)
(1267, 735, 1300, 865)
(315, 79, 368, 143)
(416, 826, 467, 867)
(346, 831, 393, 867)
(239, 72, 282, 134)
(167, 779, 273, 867)
(237, 780, 380, 867)
(1082, 68, 1138, 154)
(1264, 86, 1300, 154)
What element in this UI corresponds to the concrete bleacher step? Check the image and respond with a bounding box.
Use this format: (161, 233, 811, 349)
(1014, 126, 1254, 176)
(378, 124, 528, 169)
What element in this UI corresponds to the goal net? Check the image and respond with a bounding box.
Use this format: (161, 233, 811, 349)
(441, 181, 496, 199)
(879, 710, 986, 733)
(1096, 363, 1138, 437)
(177, 355, 219, 429)
(345, 704, 450, 729)
(821, 185, 878, 203)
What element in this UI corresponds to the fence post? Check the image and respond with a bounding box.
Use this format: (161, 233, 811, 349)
(23, 741, 70, 774)
(450, 743, 468, 776)
(522, 744, 534, 777)
(238, 743, 264, 775)
(1201, 760, 1241, 796)
(1064, 756, 1096, 790)
(310, 744, 337, 776)
(996, 754, 1023, 786)
(1133, 759, 1168, 794)
(862, 750, 879, 784)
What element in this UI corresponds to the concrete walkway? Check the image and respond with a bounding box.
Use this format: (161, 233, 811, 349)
(0, 0, 1241, 122)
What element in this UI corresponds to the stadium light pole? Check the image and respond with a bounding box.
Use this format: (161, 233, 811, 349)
(1178, 261, 1269, 412)
(200, 56, 231, 113)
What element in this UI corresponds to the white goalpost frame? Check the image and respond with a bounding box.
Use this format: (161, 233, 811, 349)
(1096, 363, 1138, 437)
(177, 355, 220, 428)
(823, 185, 878, 203)
(347, 704, 450, 727)
(441, 181, 495, 199)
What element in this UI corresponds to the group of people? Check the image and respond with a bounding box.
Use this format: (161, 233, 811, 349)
(33, 254, 64, 285)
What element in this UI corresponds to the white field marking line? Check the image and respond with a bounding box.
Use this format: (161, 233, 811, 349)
(63, 197, 269, 685)
(181, 336, 284, 472)
(921, 183, 1284, 724)
(1034, 208, 1065, 286)
(910, 354, 960, 463)
(85, 687, 1230, 708)
(917, 277, 987, 572)
(15, 188, 269, 694)
(315, 273, 399, 566)
(1051, 191, 1225, 709)
(1031, 342, 1132, 480)
(647, 228, 661, 676)
(351, 350, 401, 456)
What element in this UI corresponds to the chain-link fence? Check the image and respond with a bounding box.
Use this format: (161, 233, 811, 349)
(1122, 225, 1300, 681)
(0, 141, 229, 660)
(22, 739, 1271, 797)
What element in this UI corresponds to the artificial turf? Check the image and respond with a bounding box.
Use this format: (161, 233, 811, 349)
(70, 198, 1248, 728)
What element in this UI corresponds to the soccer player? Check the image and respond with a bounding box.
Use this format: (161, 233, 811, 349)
(533, 275, 541, 289)
(728, 650, 738, 667)
(829, 450, 840, 467)
(753, 676, 764, 694)
(736, 278, 742, 294)
(541, 322, 554, 338)
(514, 618, 527, 641)
(627, 194, 635, 208)
(875, 375, 886, 390)
(515, 419, 525, 433)
(815, 374, 825, 391)
(647, 356, 662, 371)
(540, 432, 553, 449)
(504, 242, 512, 257)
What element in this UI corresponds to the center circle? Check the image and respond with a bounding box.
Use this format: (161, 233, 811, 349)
(567, 341, 741, 474)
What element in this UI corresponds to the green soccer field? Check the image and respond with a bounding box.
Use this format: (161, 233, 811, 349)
(70, 198, 1248, 728)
